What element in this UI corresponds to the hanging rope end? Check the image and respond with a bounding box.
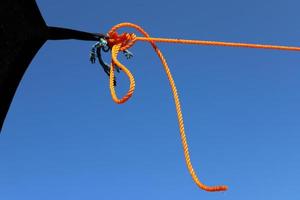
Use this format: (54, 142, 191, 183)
(201, 184, 228, 192)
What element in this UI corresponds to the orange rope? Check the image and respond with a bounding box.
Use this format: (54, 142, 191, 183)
(136, 37, 300, 51)
(105, 22, 300, 192)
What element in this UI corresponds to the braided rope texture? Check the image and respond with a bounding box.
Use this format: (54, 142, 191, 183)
(106, 22, 228, 192)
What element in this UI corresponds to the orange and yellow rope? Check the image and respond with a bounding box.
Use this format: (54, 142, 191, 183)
(105, 22, 300, 192)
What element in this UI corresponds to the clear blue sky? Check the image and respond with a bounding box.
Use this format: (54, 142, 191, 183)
(1, 0, 300, 199)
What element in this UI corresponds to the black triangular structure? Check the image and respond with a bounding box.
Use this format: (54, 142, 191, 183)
(0, 0, 106, 132)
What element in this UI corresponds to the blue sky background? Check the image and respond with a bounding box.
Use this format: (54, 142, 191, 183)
(1, 0, 300, 199)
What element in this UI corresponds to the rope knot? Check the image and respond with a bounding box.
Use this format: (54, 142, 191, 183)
(107, 31, 136, 51)
(102, 23, 228, 192)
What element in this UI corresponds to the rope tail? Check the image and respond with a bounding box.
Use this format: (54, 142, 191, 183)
(106, 22, 228, 192)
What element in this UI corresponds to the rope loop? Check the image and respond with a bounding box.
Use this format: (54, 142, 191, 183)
(104, 22, 228, 192)
(98, 21, 300, 193)
(109, 43, 136, 104)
